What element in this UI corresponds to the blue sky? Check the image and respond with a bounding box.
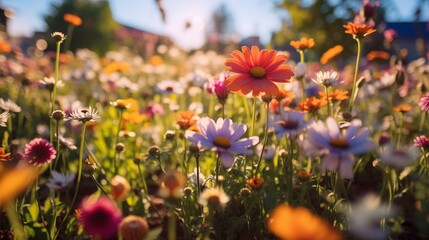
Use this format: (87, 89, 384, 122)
(0, 0, 427, 50)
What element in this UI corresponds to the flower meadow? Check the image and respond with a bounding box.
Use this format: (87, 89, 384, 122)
(1, 4, 429, 240)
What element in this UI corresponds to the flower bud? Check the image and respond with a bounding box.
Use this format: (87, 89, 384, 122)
(110, 175, 131, 201)
(119, 215, 149, 240)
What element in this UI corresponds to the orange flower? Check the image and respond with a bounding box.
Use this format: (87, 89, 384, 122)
(343, 22, 376, 39)
(0, 166, 38, 207)
(64, 13, 82, 26)
(297, 97, 327, 112)
(320, 45, 343, 65)
(176, 111, 198, 130)
(267, 204, 341, 240)
(149, 55, 164, 66)
(103, 61, 130, 74)
(246, 176, 264, 190)
(225, 46, 294, 97)
(290, 37, 315, 51)
(319, 89, 349, 102)
(0, 147, 11, 162)
(393, 105, 411, 113)
(0, 39, 11, 53)
(366, 51, 390, 61)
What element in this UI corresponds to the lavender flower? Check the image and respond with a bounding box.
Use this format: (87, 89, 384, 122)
(273, 110, 312, 139)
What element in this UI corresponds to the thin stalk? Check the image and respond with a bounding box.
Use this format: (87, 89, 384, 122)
(215, 153, 221, 186)
(50, 41, 61, 144)
(168, 209, 177, 240)
(324, 86, 332, 117)
(348, 38, 362, 112)
(419, 111, 426, 132)
(91, 175, 109, 196)
(299, 50, 305, 63)
(113, 110, 123, 175)
(35, 175, 52, 240)
(250, 97, 257, 137)
(254, 103, 269, 175)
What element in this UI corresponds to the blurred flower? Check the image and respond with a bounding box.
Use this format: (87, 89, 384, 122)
(225, 46, 294, 97)
(380, 144, 419, 169)
(0, 98, 21, 113)
(78, 196, 122, 239)
(144, 103, 164, 118)
(367, 51, 390, 61)
(0, 111, 10, 127)
(64, 13, 82, 26)
(206, 73, 230, 104)
(103, 61, 129, 74)
(158, 170, 186, 199)
(312, 70, 341, 87)
(257, 144, 276, 161)
(297, 96, 327, 113)
(246, 176, 264, 190)
(414, 135, 429, 149)
(320, 45, 343, 65)
(267, 204, 341, 240)
(110, 175, 131, 201)
(39, 77, 64, 91)
(392, 105, 411, 113)
(343, 22, 376, 39)
(319, 89, 349, 102)
(348, 194, 393, 240)
(51, 32, 66, 43)
(51, 110, 66, 121)
(302, 118, 375, 178)
(273, 110, 312, 139)
(198, 187, 230, 209)
(383, 29, 397, 43)
(185, 117, 259, 168)
(119, 215, 149, 240)
(294, 62, 307, 78)
(0, 147, 11, 161)
(68, 106, 99, 122)
(46, 171, 75, 191)
(0, 165, 38, 207)
(24, 138, 56, 167)
(290, 37, 315, 51)
(176, 111, 198, 130)
(59, 136, 77, 150)
(110, 99, 132, 111)
(155, 79, 185, 95)
(0, 39, 11, 53)
(418, 93, 429, 112)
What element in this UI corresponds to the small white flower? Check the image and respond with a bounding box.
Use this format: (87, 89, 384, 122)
(0, 98, 21, 113)
(0, 111, 10, 127)
(312, 70, 341, 87)
(46, 171, 76, 190)
(68, 106, 99, 122)
(198, 187, 230, 208)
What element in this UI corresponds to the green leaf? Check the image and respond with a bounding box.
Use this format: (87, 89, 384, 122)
(146, 227, 163, 240)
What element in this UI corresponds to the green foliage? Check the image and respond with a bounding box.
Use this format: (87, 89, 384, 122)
(44, 0, 119, 55)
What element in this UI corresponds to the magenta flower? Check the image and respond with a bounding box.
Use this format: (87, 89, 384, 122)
(79, 196, 122, 239)
(206, 73, 230, 104)
(301, 118, 374, 178)
(144, 103, 164, 118)
(24, 138, 56, 167)
(418, 93, 429, 112)
(414, 135, 429, 149)
(185, 117, 259, 168)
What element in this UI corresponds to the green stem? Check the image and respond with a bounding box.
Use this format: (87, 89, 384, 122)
(397, 113, 404, 147)
(91, 175, 109, 196)
(254, 103, 269, 175)
(324, 86, 332, 117)
(419, 111, 426, 132)
(6, 202, 26, 240)
(250, 97, 257, 137)
(168, 208, 177, 240)
(215, 153, 221, 186)
(113, 110, 123, 176)
(50, 41, 61, 144)
(299, 50, 305, 63)
(348, 38, 362, 112)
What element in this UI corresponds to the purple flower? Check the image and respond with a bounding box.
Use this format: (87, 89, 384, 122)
(144, 103, 164, 118)
(419, 93, 429, 112)
(302, 118, 374, 178)
(273, 110, 312, 139)
(185, 117, 259, 168)
(414, 135, 429, 149)
(79, 196, 122, 239)
(24, 138, 56, 167)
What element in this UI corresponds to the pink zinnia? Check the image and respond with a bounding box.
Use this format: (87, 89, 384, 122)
(79, 196, 123, 239)
(206, 73, 230, 104)
(414, 135, 429, 149)
(419, 93, 429, 112)
(24, 138, 56, 167)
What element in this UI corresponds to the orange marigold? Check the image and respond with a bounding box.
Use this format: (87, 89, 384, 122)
(297, 97, 328, 112)
(319, 89, 349, 102)
(320, 45, 343, 65)
(246, 176, 264, 190)
(0, 147, 11, 161)
(64, 13, 82, 26)
(267, 204, 342, 240)
(225, 46, 294, 97)
(343, 22, 376, 39)
(366, 51, 390, 61)
(290, 37, 315, 51)
(176, 111, 198, 130)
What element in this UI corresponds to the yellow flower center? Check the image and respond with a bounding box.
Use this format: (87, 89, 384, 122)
(329, 137, 349, 149)
(250, 66, 266, 79)
(213, 136, 231, 149)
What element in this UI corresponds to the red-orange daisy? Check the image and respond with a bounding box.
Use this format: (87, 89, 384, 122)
(320, 45, 343, 65)
(343, 22, 376, 39)
(290, 37, 315, 51)
(225, 46, 294, 97)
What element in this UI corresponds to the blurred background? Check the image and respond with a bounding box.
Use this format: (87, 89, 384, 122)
(0, 0, 427, 59)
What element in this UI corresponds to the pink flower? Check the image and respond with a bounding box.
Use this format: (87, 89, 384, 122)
(24, 138, 56, 167)
(414, 135, 429, 149)
(78, 196, 123, 239)
(419, 93, 429, 112)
